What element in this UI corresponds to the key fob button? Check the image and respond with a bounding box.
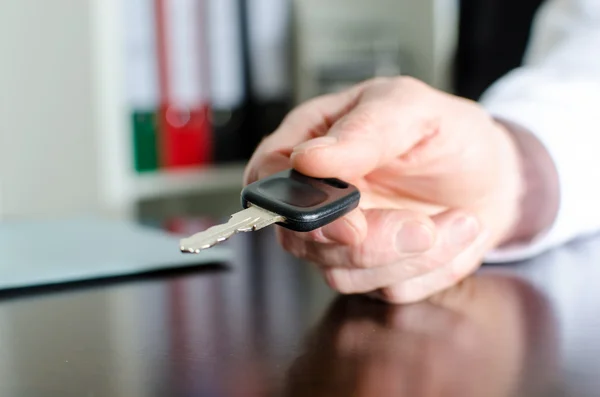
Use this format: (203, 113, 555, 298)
(258, 178, 328, 208)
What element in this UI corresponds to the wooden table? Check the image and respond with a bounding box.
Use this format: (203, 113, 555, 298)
(1, 226, 599, 396)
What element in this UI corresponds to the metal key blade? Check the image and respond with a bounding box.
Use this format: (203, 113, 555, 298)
(180, 205, 284, 253)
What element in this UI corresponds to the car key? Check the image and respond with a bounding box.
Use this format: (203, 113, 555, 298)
(180, 169, 360, 253)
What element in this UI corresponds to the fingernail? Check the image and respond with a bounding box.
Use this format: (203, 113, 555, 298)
(395, 221, 434, 254)
(449, 215, 480, 246)
(292, 136, 338, 155)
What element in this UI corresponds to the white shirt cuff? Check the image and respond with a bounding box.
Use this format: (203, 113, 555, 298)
(480, 82, 600, 263)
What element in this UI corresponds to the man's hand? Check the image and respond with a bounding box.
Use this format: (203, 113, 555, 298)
(243, 77, 558, 304)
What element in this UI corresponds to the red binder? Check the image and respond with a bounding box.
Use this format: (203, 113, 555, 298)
(156, 104, 211, 168)
(155, 0, 212, 169)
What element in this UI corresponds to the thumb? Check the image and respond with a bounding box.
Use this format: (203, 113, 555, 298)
(368, 208, 487, 304)
(290, 80, 439, 181)
(321, 208, 438, 268)
(346, 208, 480, 269)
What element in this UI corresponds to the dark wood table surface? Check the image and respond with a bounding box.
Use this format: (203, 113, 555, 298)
(1, 225, 600, 397)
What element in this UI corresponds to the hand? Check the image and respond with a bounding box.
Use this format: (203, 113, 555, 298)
(244, 76, 558, 303)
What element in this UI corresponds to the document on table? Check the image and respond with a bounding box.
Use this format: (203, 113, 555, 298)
(0, 217, 231, 290)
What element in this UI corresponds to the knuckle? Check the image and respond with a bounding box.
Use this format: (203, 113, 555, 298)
(366, 76, 393, 87)
(283, 103, 306, 123)
(379, 286, 411, 304)
(395, 75, 426, 90)
(338, 110, 376, 137)
(306, 229, 329, 243)
(323, 269, 359, 294)
(348, 245, 377, 268)
(286, 94, 330, 124)
(277, 229, 305, 257)
(323, 269, 346, 293)
(417, 256, 443, 273)
(256, 136, 284, 157)
(303, 94, 329, 108)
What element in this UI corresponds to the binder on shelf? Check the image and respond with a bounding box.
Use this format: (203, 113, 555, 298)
(206, 0, 248, 163)
(155, 0, 212, 169)
(246, 0, 292, 104)
(131, 111, 159, 172)
(240, 0, 293, 160)
(125, 0, 161, 173)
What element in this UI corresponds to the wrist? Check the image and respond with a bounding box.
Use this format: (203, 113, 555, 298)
(496, 118, 560, 246)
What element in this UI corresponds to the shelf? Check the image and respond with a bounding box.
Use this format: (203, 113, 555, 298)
(132, 162, 246, 201)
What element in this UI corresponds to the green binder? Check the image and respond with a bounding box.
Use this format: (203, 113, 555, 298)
(132, 110, 158, 172)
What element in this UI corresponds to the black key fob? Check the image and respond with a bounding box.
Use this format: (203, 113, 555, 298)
(241, 169, 361, 232)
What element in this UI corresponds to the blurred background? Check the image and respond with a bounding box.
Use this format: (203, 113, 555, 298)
(0, 0, 543, 234)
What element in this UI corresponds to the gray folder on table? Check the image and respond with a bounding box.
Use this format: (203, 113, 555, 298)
(0, 217, 231, 290)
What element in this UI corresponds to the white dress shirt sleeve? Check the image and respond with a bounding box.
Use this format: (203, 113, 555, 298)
(479, 0, 600, 262)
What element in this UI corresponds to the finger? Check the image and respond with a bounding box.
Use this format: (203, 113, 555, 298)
(276, 208, 433, 269)
(371, 226, 490, 304)
(315, 208, 475, 268)
(276, 225, 309, 259)
(320, 209, 481, 294)
(308, 208, 437, 269)
(244, 150, 292, 186)
(291, 77, 440, 181)
(244, 87, 365, 185)
(277, 208, 368, 245)
(270, 85, 365, 143)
